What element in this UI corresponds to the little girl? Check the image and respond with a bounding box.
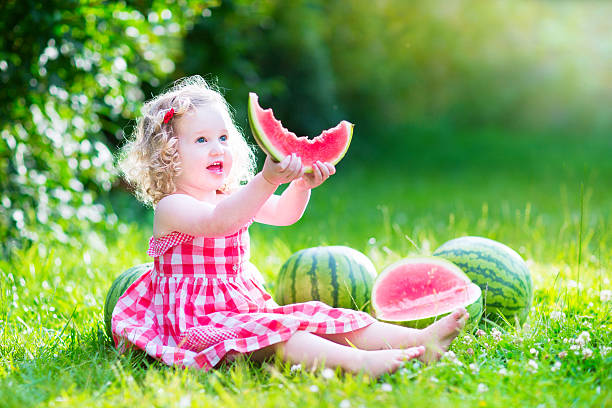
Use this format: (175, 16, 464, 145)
(112, 75, 468, 377)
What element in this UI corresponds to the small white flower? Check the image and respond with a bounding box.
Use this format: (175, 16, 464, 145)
(469, 363, 479, 374)
(430, 376, 439, 383)
(178, 395, 191, 408)
(381, 383, 392, 392)
(551, 361, 562, 372)
(550, 311, 565, 321)
(570, 344, 580, 351)
(476, 329, 486, 337)
(290, 364, 302, 373)
(600, 290, 612, 302)
(321, 368, 335, 379)
(477, 383, 489, 393)
(530, 348, 539, 357)
(340, 399, 351, 408)
(309, 385, 319, 393)
(498, 367, 508, 375)
(576, 331, 590, 346)
(567, 280, 578, 289)
(442, 350, 463, 366)
(582, 348, 593, 358)
(601, 346, 611, 357)
(491, 328, 502, 342)
(463, 335, 473, 345)
(527, 359, 538, 373)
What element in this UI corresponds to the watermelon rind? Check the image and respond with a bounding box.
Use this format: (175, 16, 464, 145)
(371, 257, 483, 330)
(247, 92, 354, 172)
(103, 263, 152, 339)
(275, 246, 376, 311)
(433, 236, 533, 325)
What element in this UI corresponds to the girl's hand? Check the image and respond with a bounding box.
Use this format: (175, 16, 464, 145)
(262, 154, 305, 186)
(293, 160, 336, 190)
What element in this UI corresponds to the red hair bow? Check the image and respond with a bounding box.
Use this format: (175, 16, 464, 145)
(163, 108, 175, 124)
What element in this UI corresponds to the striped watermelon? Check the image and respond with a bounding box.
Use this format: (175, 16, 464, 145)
(103, 263, 152, 338)
(275, 246, 376, 310)
(371, 257, 483, 330)
(433, 236, 533, 325)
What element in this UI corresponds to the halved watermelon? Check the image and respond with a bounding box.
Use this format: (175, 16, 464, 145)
(371, 257, 483, 329)
(248, 92, 353, 172)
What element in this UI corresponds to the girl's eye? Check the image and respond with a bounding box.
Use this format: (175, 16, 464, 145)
(196, 137, 206, 143)
(220, 135, 228, 142)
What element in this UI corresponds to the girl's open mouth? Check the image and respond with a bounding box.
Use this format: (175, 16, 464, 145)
(206, 161, 224, 174)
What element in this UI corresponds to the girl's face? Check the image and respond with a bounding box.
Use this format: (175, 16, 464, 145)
(173, 104, 234, 195)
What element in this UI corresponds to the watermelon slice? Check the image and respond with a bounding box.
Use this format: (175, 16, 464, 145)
(247, 92, 353, 172)
(371, 257, 483, 329)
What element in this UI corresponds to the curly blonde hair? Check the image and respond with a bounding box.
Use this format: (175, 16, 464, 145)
(119, 76, 256, 206)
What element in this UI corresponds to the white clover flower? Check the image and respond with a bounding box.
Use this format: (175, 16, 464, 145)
(309, 385, 319, 393)
(442, 350, 463, 366)
(491, 328, 502, 342)
(178, 395, 191, 408)
(340, 399, 351, 408)
(600, 290, 612, 302)
(550, 361, 562, 372)
(527, 359, 538, 373)
(463, 335, 473, 345)
(530, 348, 539, 357)
(290, 364, 302, 373)
(381, 383, 392, 392)
(469, 363, 479, 374)
(558, 351, 568, 359)
(476, 329, 486, 337)
(601, 346, 611, 357)
(498, 367, 508, 375)
(477, 383, 489, 393)
(321, 368, 335, 379)
(576, 331, 590, 346)
(570, 345, 580, 352)
(550, 311, 565, 321)
(582, 348, 593, 358)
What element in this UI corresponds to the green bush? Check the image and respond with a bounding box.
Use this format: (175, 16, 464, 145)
(0, 0, 212, 252)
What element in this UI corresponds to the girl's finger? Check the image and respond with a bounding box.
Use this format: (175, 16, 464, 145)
(318, 161, 330, 180)
(279, 155, 291, 171)
(291, 156, 303, 178)
(312, 160, 323, 182)
(325, 162, 336, 175)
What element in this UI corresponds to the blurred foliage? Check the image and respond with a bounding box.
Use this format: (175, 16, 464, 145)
(178, 0, 612, 156)
(0, 0, 212, 252)
(2, 0, 611, 250)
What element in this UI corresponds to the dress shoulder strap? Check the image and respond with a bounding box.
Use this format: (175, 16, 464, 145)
(147, 231, 195, 257)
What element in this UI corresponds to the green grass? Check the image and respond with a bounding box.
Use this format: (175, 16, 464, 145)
(1, 129, 611, 407)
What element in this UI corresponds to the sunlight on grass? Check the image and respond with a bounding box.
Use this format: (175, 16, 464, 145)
(1, 130, 610, 407)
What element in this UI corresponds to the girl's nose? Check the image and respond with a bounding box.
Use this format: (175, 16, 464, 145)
(209, 140, 224, 155)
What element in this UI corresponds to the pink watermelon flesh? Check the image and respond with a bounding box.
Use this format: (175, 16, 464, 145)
(373, 260, 481, 321)
(248, 92, 353, 171)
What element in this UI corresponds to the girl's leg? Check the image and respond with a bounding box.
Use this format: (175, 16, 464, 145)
(318, 308, 468, 363)
(249, 331, 425, 377)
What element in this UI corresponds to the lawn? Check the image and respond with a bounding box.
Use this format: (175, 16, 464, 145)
(0, 129, 610, 407)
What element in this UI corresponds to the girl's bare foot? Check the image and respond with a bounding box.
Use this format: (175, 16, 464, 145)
(419, 308, 468, 364)
(353, 346, 425, 377)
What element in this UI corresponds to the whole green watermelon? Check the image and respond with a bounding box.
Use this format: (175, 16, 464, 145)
(433, 236, 533, 325)
(275, 246, 377, 311)
(103, 263, 152, 338)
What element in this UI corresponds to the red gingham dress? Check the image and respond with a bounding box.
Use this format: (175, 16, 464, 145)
(111, 222, 376, 370)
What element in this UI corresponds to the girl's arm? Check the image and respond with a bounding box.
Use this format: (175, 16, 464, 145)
(154, 155, 303, 237)
(255, 160, 335, 226)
